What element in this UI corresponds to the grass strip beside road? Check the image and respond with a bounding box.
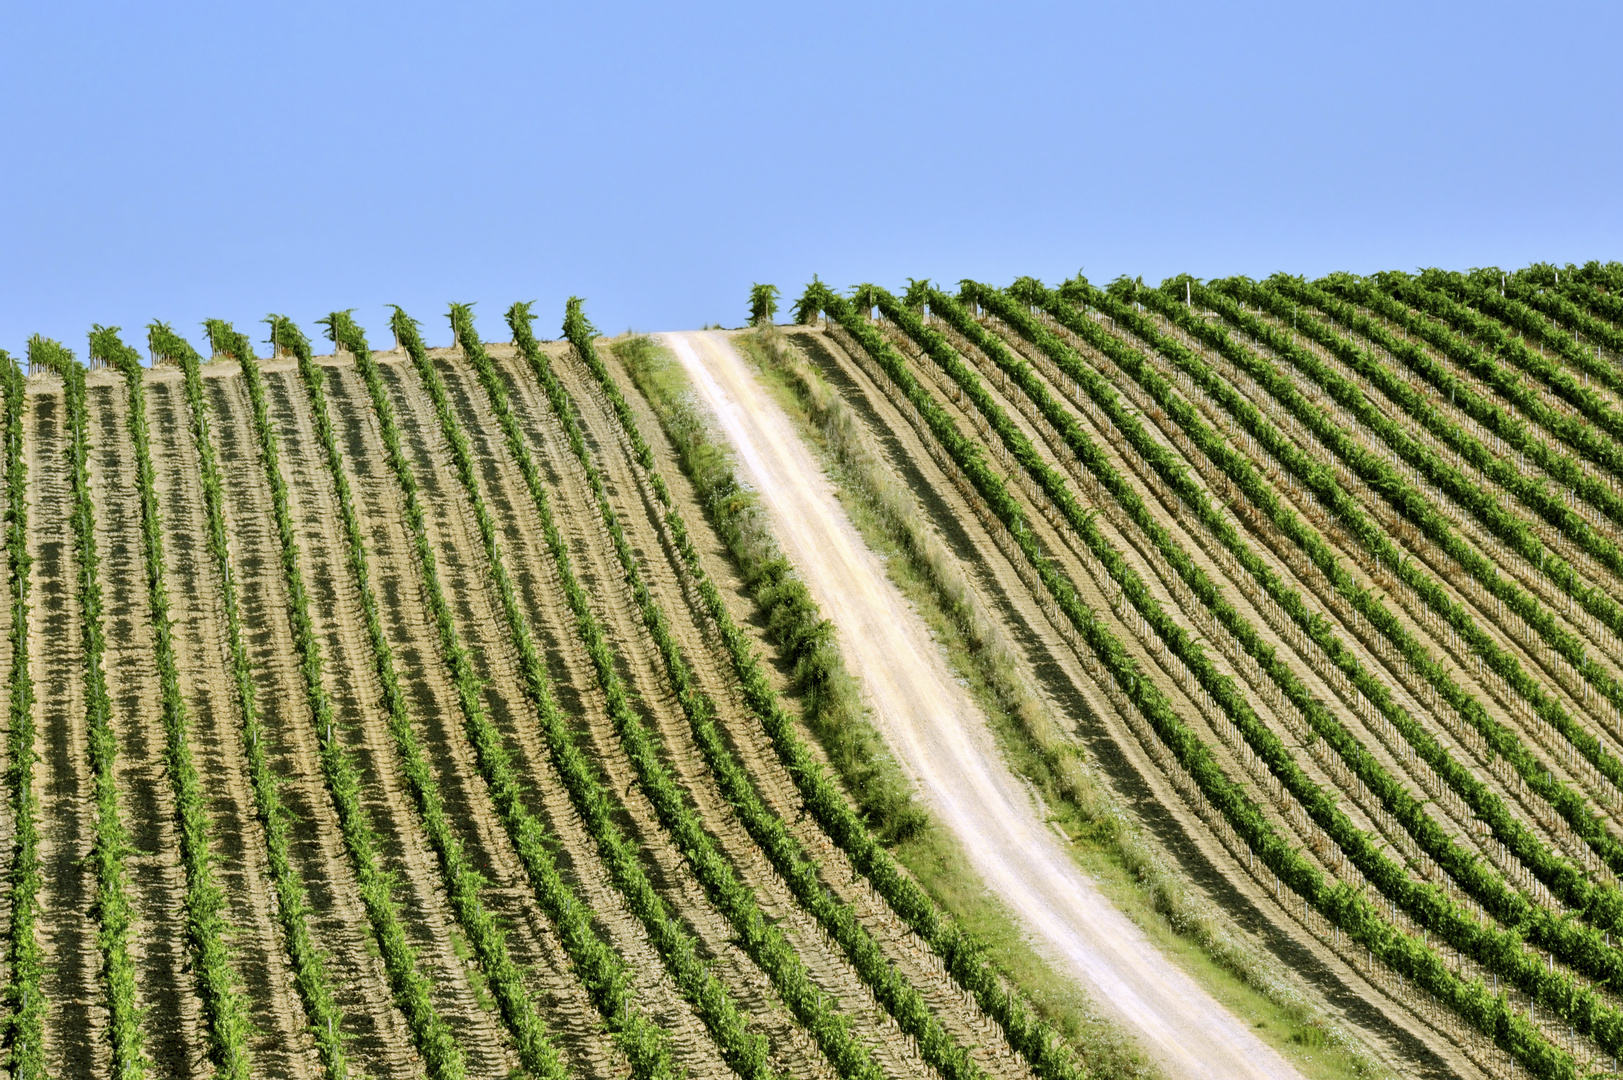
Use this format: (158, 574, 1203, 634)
(591, 326, 1128, 1080)
(458, 302, 897, 1080)
(511, 305, 1004, 1080)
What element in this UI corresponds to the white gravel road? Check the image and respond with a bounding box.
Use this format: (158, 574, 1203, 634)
(663, 330, 1305, 1080)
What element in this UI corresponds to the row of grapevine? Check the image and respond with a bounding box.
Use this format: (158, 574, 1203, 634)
(1231, 278, 1623, 676)
(387, 307, 777, 1080)
(1420, 272, 1623, 412)
(558, 310, 1094, 1080)
(1517, 261, 1623, 295)
(1018, 281, 1623, 948)
(1297, 276, 1623, 562)
(1325, 275, 1623, 485)
(945, 281, 1623, 995)
(453, 304, 901, 1080)
(1486, 277, 1623, 403)
(267, 317, 569, 1080)
(322, 311, 675, 1080)
(148, 323, 351, 1079)
(1198, 284, 1623, 843)
(1214, 278, 1623, 717)
(1144, 283, 1623, 849)
(1267, 277, 1623, 606)
(890, 283, 1623, 1064)
(2, 347, 43, 1079)
(963, 278, 1623, 1048)
(505, 305, 995, 1080)
(1557, 278, 1623, 327)
(218, 316, 465, 1080)
(88, 327, 254, 1077)
(1223, 281, 1623, 816)
(1375, 275, 1623, 449)
(794, 282, 1572, 1077)
(1104, 282, 1623, 921)
(24, 337, 147, 1077)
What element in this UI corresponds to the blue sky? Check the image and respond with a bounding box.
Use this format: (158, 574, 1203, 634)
(3, 0, 1618, 354)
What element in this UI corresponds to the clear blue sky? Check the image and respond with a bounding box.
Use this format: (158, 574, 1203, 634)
(3, 1, 1618, 355)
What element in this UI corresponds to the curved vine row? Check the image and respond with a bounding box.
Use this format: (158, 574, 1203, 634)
(1377, 275, 1623, 451)
(88, 327, 254, 1078)
(890, 282, 1623, 1064)
(319, 310, 675, 1080)
(212, 317, 465, 1080)
(149, 322, 351, 1079)
(1234, 278, 1623, 667)
(25, 336, 147, 1078)
(3, 347, 43, 1079)
(1100, 282, 1623, 906)
(1271, 276, 1623, 595)
(388, 307, 777, 1080)
(265, 317, 569, 1080)
(950, 280, 1623, 1030)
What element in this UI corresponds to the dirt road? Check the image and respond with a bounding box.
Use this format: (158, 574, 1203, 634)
(664, 330, 1305, 1080)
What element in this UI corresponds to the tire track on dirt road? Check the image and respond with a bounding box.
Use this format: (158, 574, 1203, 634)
(664, 330, 1303, 1080)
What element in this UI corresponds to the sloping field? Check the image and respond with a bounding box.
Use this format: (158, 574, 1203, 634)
(2, 260, 1619, 1080)
(745, 264, 1623, 1080)
(1, 307, 1093, 1080)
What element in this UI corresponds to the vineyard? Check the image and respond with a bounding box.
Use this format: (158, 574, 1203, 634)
(771, 262, 1623, 1080)
(0, 258, 1619, 1080)
(1, 302, 1096, 1080)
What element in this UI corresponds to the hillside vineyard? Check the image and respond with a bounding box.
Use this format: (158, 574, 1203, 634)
(4, 260, 1622, 1080)
(5, 305, 1081, 1080)
(786, 264, 1623, 1080)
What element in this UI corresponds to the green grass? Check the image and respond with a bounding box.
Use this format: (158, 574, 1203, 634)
(736, 326, 1389, 1080)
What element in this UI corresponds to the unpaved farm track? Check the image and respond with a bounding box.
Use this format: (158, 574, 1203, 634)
(4, 328, 1063, 1080)
(664, 330, 1303, 1080)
